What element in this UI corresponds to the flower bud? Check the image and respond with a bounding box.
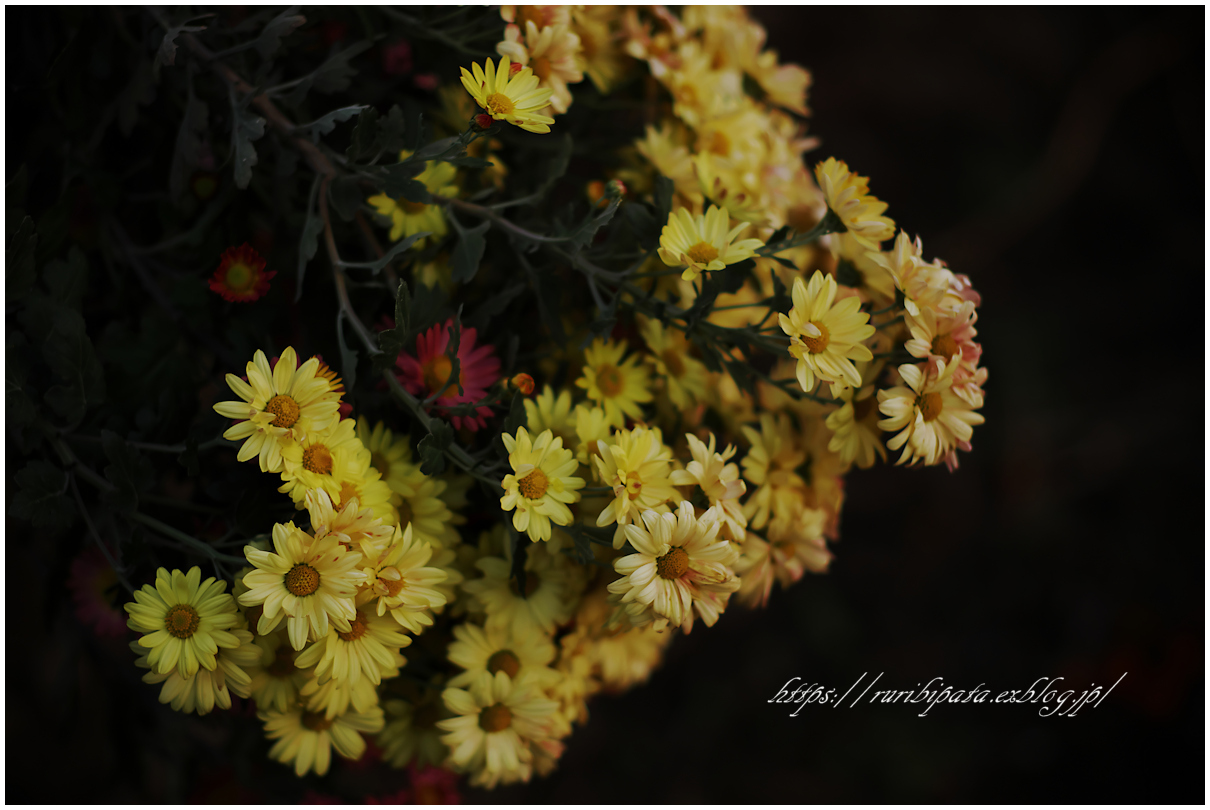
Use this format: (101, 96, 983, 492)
(509, 373, 535, 395)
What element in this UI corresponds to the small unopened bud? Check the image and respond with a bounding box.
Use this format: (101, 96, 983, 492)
(605, 179, 627, 200)
(473, 113, 494, 131)
(508, 61, 524, 77)
(509, 373, 535, 395)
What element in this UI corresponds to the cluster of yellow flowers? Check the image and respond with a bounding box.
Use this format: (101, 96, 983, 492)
(123, 5, 987, 791)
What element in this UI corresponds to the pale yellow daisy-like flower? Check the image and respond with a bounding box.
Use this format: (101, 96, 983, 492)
(379, 692, 450, 769)
(575, 337, 653, 427)
(245, 629, 310, 713)
(305, 487, 393, 562)
(500, 427, 585, 543)
(497, 21, 584, 114)
(589, 624, 671, 692)
(367, 152, 459, 245)
(594, 424, 679, 548)
(500, 4, 571, 30)
(814, 157, 895, 250)
(825, 370, 887, 471)
(657, 204, 764, 282)
(437, 671, 563, 789)
(573, 403, 612, 468)
(240, 522, 366, 650)
(878, 357, 985, 466)
(740, 412, 807, 531)
(607, 502, 739, 632)
(124, 566, 242, 677)
(294, 607, 411, 687)
(571, 5, 629, 93)
(669, 432, 747, 543)
(260, 704, 385, 778)
(549, 629, 599, 728)
(638, 316, 709, 410)
(356, 417, 423, 499)
(779, 270, 876, 396)
(278, 418, 368, 509)
(395, 470, 460, 548)
(300, 666, 383, 720)
(635, 122, 701, 206)
(213, 347, 342, 473)
(130, 626, 260, 715)
(334, 446, 398, 526)
(524, 385, 577, 451)
(360, 522, 449, 633)
(462, 545, 580, 637)
(460, 56, 555, 134)
(866, 230, 951, 318)
(447, 620, 560, 690)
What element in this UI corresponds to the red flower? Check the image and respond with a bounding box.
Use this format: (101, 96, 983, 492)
(396, 319, 500, 432)
(209, 243, 275, 302)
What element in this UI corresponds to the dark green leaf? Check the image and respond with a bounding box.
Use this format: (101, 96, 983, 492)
(255, 6, 306, 59)
(466, 281, 524, 331)
(336, 310, 359, 393)
(376, 105, 407, 156)
(6, 330, 35, 431)
(653, 174, 674, 228)
(311, 40, 372, 94)
(154, 19, 208, 68)
(441, 310, 463, 399)
(101, 430, 154, 513)
(345, 106, 380, 161)
(503, 391, 526, 435)
(6, 216, 36, 302)
(329, 175, 364, 222)
(413, 135, 458, 162)
(42, 305, 105, 422)
(376, 280, 412, 360)
(566, 199, 620, 250)
(360, 231, 429, 275)
(444, 156, 492, 169)
(295, 176, 322, 300)
(378, 162, 426, 199)
(836, 258, 863, 288)
(450, 218, 488, 284)
(169, 86, 210, 202)
(9, 460, 74, 530)
(231, 101, 266, 190)
(295, 105, 367, 142)
(562, 524, 597, 565)
(417, 420, 454, 475)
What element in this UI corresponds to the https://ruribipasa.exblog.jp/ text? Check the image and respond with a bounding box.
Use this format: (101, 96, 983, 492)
(768, 673, 1127, 718)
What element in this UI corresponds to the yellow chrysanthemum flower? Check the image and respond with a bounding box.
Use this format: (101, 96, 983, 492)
(657, 204, 764, 282)
(245, 630, 309, 713)
(638, 316, 708, 410)
(436, 671, 563, 789)
(301, 667, 384, 720)
(740, 412, 807, 531)
(361, 522, 449, 633)
(825, 368, 887, 470)
(294, 607, 412, 687)
(669, 432, 747, 543)
(278, 418, 368, 510)
(305, 487, 393, 563)
(462, 544, 580, 637)
(500, 427, 585, 543)
(213, 347, 342, 473)
(447, 620, 560, 690)
(575, 337, 653, 427)
(130, 626, 259, 715)
(240, 522, 366, 650)
(379, 691, 450, 769)
(779, 270, 876, 397)
(124, 566, 242, 677)
(260, 704, 385, 777)
(607, 502, 738, 632)
(460, 56, 555, 133)
(877, 357, 985, 467)
(357, 418, 423, 498)
(814, 157, 895, 250)
(367, 151, 459, 245)
(867, 230, 953, 318)
(572, 403, 612, 468)
(497, 20, 584, 114)
(524, 385, 577, 451)
(593, 425, 678, 548)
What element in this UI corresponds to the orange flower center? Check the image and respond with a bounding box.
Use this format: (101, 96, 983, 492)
(285, 563, 321, 596)
(917, 392, 943, 422)
(485, 92, 515, 117)
(595, 364, 624, 397)
(337, 611, 368, 642)
(803, 321, 830, 354)
(401, 200, 428, 215)
(518, 468, 549, 499)
(656, 546, 689, 579)
(337, 480, 359, 507)
(487, 650, 521, 678)
(225, 262, 255, 292)
(303, 444, 334, 475)
(164, 604, 200, 639)
(531, 55, 553, 81)
(264, 394, 301, 428)
(381, 575, 406, 598)
(931, 333, 959, 361)
(302, 711, 333, 732)
(686, 241, 719, 266)
(422, 354, 463, 399)
(479, 703, 513, 733)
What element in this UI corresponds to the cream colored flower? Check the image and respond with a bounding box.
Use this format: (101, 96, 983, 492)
(497, 21, 584, 114)
(877, 357, 985, 466)
(594, 425, 678, 548)
(779, 270, 875, 396)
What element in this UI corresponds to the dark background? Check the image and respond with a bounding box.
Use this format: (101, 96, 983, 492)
(7, 5, 1204, 804)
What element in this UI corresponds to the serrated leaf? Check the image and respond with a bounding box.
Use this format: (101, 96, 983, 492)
(336, 309, 359, 393)
(378, 162, 427, 200)
(255, 6, 306, 59)
(42, 306, 105, 421)
(376, 280, 412, 362)
(376, 105, 407, 156)
(440, 310, 463, 400)
(444, 156, 492, 169)
(101, 430, 154, 513)
(312, 40, 372, 94)
(417, 421, 453, 475)
(653, 175, 674, 229)
(566, 199, 620, 250)
(155, 19, 208, 68)
(450, 218, 488, 284)
(466, 281, 524, 332)
(361, 231, 428, 275)
(43, 247, 87, 307)
(295, 105, 367, 142)
(413, 136, 458, 163)
(345, 106, 380, 161)
(232, 104, 266, 189)
(503, 392, 526, 436)
(296, 176, 322, 300)
(8, 460, 74, 530)
(6, 216, 36, 302)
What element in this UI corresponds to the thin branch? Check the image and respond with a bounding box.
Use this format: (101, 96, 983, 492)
(69, 474, 135, 595)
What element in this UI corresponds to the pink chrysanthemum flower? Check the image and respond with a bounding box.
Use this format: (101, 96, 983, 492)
(396, 319, 501, 431)
(67, 547, 127, 638)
